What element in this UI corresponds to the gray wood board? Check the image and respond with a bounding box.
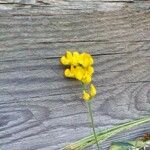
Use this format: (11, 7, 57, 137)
(0, 1, 150, 150)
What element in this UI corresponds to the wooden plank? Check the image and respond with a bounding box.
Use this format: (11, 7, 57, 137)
(0, 47, 150, 149)
(0, 1, 150, 14)
(1, 40, 150, 61)
(0, 8, 150, 45)
(0, 1, 150, 150)
(0, 0, 149, 14)
(0, 0, 148, 4)
(0, 0, 36, 4)
(0, 53, 150, 100)
(0, 82, 150, 150)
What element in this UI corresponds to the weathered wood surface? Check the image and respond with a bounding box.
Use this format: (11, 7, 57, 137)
(0, 0, 150, 149)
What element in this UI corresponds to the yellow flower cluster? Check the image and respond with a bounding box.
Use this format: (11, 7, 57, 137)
(60, 51, 96, 101)
(61, 51, 94, 83)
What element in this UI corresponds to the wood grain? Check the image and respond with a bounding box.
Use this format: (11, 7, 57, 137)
(0, 0, 150, 150)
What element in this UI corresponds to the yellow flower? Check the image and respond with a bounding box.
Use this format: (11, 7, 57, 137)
(83, 90, 90, 101)
(60, 56, 70, 65)
(61, 51, 94, 68)
(79, 52, 94, 68)
(60, 51, 99, 149)
(74, 66, 85, 81)
(72, 51, 80, 66)
(87, 66, 94, 75)
(65, 69, 73, 78)
(82, 84, 96, 101)
(82, 74, 92, 84)
(66, 51, 73, 61)
(61, 51, 95, 85)
(64, 65, 75, 78)
(60, 51, 72, 65)
(74, 66, 93, 84)
(90, 84, 96, 97)
(60, 51, 81, 66)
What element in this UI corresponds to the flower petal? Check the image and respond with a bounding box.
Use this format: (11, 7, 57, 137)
(90, 84, 96, 97)
(83, 90, 90, 101)
(64, 68, 75, 78)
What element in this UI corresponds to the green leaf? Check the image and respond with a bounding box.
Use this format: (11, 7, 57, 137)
(61, 117, 150, 150)
(109, 140, 146, 150)
(109, 141, 134, 150)
(112, 141, 134, 147)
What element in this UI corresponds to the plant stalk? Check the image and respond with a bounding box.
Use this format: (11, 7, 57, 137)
(87, 102, 100, 150)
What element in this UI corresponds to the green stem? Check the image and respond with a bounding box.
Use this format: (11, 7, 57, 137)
(87, 102, 100, 150)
